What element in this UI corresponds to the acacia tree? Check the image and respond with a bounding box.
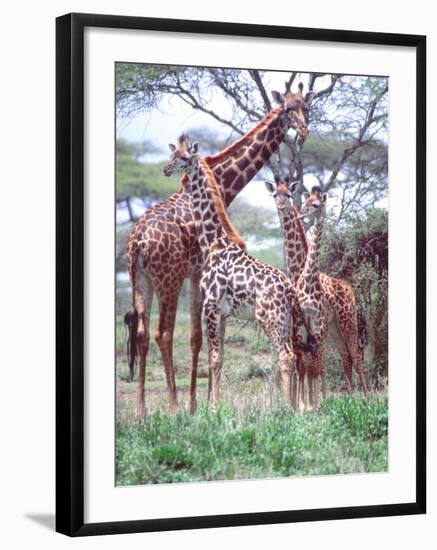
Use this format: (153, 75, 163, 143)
(116, 65, 388, 217)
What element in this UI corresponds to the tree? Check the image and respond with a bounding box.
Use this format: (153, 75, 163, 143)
(116, 66, 388, 218)
(116, 138, 180, 222)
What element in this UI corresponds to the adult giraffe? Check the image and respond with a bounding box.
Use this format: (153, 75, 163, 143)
(126, 85, 308, 421)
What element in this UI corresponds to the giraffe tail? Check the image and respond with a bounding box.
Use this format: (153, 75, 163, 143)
(124, 309, 139, 382)
(125, 244, 142, 382)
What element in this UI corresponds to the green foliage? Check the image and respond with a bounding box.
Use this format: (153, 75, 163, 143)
(116, 64, 186, 114)
(116, 224, 133, 273)
(116, 395, 388, 485)
(301, 133, 387, 181)
(320, 395, 388, 439)
(248, 243, 284, 270)
(116, 150, 179, 202)
(321, 208, 388, 278)
(228, 197, 279, 242)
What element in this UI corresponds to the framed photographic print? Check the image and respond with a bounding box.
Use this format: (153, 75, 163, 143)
(56, 12, 426, 537)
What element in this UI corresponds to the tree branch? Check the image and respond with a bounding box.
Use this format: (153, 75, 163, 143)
(306, 75, 340, 106)
(249, 69, 272, 113)
(174, 78, 244, 135)
(324, 85, 388, 192)
(209, 69, 263, 120)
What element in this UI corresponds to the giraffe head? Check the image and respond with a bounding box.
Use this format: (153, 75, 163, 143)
(264, 175, 300, 211)
(162, 134, 199, 176)
(299, 185, 327, 220)
(271, 82, 309, 145)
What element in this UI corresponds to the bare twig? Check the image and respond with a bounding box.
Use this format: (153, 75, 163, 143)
(284, 72, 297, 93)
(209, 69, 263, 120)
(324, 85, 388, 192)
(249, 69, 272, 113)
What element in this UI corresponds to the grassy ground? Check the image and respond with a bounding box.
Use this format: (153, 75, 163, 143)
(115, 302, 388, 485)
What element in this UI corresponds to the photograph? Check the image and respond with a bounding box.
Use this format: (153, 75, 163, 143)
(115, 63, 389, 486)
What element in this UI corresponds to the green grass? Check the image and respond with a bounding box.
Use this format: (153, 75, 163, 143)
(116, 395, 388, 485)
(115, 297, 388, 486)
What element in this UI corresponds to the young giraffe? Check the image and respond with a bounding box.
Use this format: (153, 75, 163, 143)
(264, 176, 310, 407)
(295, 186, 368, 408)
(265, 177, 368, 406)
(162, 136, 299, 408)
(127, 85, 308, 421)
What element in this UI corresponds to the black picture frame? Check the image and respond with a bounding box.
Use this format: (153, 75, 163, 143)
(56, 12, 426, 537)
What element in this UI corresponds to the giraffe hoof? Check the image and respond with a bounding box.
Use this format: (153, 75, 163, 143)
(136, 412, 145, 425)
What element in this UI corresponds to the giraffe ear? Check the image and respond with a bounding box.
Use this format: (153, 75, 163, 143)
(169, 143, 176, 153)
(289, 180, 300, 194)
(264, 181, 275, 195)
(271, 90, 284, 104)
(321, 192, 327, 203)
(303, 191, 311, 200)
(191, 142, 199, 154)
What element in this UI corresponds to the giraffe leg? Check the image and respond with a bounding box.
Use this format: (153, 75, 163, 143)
(299, 366, 306, 410)
(296, 351, 307, 412)
(339, 328, 367, 395)
(314, 377, 320, 409)
(352, 345, 368, 396)
(133, 272, 153, 424)
(278, 348, 294, 404)
(308, 342, 324, 409)
(258, 305, 299, 408)
(188, 272, 203, 414)
(154, 294, 181, 415)
(291, 363, 299, 411)
(316, 340, 327, 404)
(331, 295, 368, 395)
(307, 374, 315, 410)
(207, 368, 212, 403)
(340, 344, 353, 394)
(321, 371, 328, 400)
(204, 308, 225, 405)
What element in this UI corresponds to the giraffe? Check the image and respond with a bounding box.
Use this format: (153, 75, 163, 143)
(293, 186, 368, 407)
(162, 136, 298, 408)
(126, 84, 309, 421)
(264, 175, 310, 407)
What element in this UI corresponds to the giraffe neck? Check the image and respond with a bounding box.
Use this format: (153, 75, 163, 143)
(278, 206, 308, 286)
(189, 158, 245, 261)
(301, 217, 324, 288)
(205, 107, 289, 206)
